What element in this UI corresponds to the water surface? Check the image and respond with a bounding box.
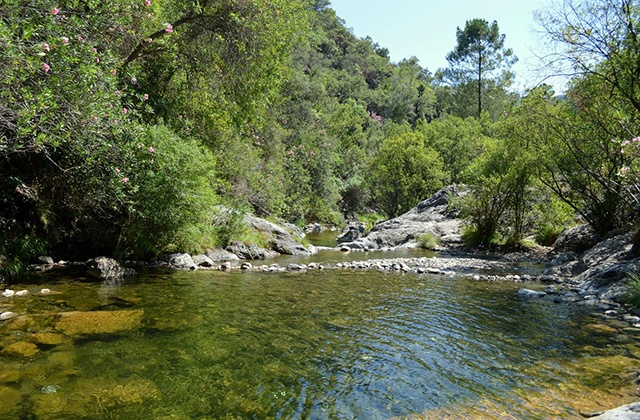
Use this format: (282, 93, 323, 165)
(0, 268, 638, 419)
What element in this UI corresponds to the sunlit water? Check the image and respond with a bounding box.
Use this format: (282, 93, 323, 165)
(1, 258, 639, 419)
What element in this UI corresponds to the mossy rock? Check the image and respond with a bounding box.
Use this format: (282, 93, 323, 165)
(30, 332, 65, 346)
(56, 310, 144, 336)
(1, 341, 39, 358)
(0, 369, 21, 383)
(31, 377, 161, 419)
(0, 385, 22, 417)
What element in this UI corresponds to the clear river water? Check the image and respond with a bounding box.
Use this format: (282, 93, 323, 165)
(1, 240, 639, 419)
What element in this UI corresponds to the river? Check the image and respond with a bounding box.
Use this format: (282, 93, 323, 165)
(0, 241, 638, 418)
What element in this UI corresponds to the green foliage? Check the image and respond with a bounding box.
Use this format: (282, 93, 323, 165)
(368, 132, 448, 218)
(116, 125, 219, 259)
(0, 234, 46, 279)
(418, 232, 441, 250)
(624, 272, 640, 308)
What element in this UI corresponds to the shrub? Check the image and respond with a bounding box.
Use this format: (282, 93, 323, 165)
(418, 232, 441, 250)
(624, 272, 640, 308)
(116, 125, 220, 259)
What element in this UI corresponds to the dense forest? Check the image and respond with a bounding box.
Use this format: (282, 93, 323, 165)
(1, 0, 639, 277)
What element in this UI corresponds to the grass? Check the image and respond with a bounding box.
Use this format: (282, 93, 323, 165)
(624, 271, 640, 308)
(418, 232, 441, 250)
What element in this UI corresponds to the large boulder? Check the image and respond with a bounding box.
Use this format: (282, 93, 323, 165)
(590, 402, 640, 419)
(56, 310, 144, 337)
(168, 253, 197, 270)
(341, 186, 464, 250)
(205, 249, 240, 262)
(553, 224, 600, 253)
(86, 257, 135, 281)
(242, 214, 315, 256)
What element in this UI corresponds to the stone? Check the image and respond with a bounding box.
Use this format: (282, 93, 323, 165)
(56, 310, 144, 336)
(517, 288, 547, 298)
(0, 386, 21, 417)
(553, 224, 600, 253)
(31, 333, 64, 346)
(589, 402, 640, 419)
(338, 186, 465, 250)
(38, 256, 54, 265)
(337, 227, 360, 243)
(205, 249, 240, 262)
(167, 253, 197, 270)
(86, 256, 136, 280)
(2, 341, 39, 358)
(0, 312, 16, 320)
(240, 262, 252, 270)
(192, 254, 215, 267)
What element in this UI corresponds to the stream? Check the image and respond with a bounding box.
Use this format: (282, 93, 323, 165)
(0, 234, 639, 418)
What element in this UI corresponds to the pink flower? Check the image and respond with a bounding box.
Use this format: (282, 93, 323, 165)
(115, 168, 120, 173)
(51, 7, 59, 15)
(110, 69, 117, 75)
(122, 177, 129, 183)
(91, 47, 97, 53)
(61, 37, 69, 44)
(95, 56, 100, 63)
(42, 62, 51, 73)
(78, 36, 84, 42)
(92, 116, 98, 122)
(44, 42, 50, 52)
(143, 94, 149, 101)
(145, 0, 151, 6)
(147, 37, 153, 43)
(148, 146, 154, 153)
(633, 136, 640, 143)
(620, 166, 630, 175)
(165, 24, 174, 33)
(122, 108, 128, 114)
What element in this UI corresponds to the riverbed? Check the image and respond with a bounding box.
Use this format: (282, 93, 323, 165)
(1, 250, 639, 419)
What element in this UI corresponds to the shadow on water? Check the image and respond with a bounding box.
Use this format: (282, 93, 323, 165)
(0, 267, 638, 418)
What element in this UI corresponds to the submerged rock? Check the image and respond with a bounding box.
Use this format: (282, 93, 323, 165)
(56, 310, 144, 336)
(2, 341, 39, 358)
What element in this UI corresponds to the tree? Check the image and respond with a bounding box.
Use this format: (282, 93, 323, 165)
(440, 18, 517, 118)
(368, 132, 447, 217)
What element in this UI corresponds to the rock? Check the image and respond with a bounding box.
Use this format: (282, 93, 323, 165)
(553, 224, 600, 253)
(2, 289, 14, 298)
(2, 341, 39, 358)
(243, 214, 315, 256)
(340, 186, 464, 250)
(168, 253, 197, 270)
(240, 262, 252, 270)
(38, 256, 54, 265)
(0, 386, 21, 417)
(517, 288, 547, 298)
(226, 242, 277, 260)
(205, 249, 240, 262)
(14, 290, 28, 297)
(220, 262, 232, 271)
(86, 256, 136, 280)
(589, 402, 640, 419)
(192, 254, 215, 267)
(337, 227, 360, 243)
(30, 333, 64, 346)
(56, 310, 144, 336)
(40, 288, 51, 295)
(0, 311, 16, 320)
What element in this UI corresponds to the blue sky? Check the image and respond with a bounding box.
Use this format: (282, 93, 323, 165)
(329, 0, 561, 92)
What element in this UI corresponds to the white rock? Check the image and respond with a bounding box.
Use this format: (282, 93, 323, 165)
(0, 311, 16, 320)
(2, 289, 15, 298)
(40, 288, 51, 295)
(15, 290, 28, 297)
